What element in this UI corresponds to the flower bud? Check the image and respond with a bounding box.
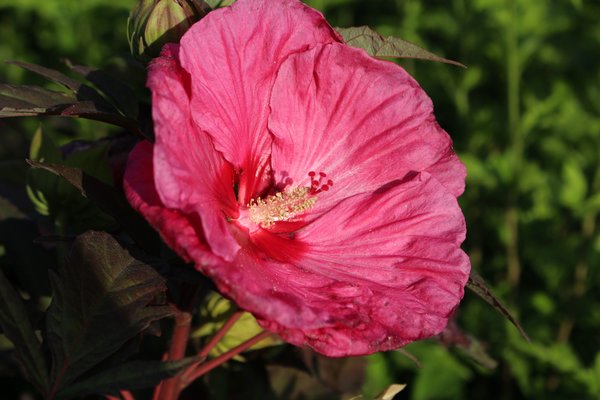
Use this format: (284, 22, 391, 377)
(127, 0, 209, 59)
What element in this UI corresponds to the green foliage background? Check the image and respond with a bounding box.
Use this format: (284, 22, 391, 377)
(0, 0, 599, 399)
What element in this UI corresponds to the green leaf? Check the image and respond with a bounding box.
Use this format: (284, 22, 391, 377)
(362, 353, 394, 399)
(194, 293, 281, 359)
(46, 231, 173, 390)
(0, 268, 50, 393)
(585, 192, 600, 213)
(559, 161, 587, 211)
(204, 0, 235, 9)
(27, 127, 63, 215)
(335, 26, 465, 67)
(410, 343, 472, 400)
(466, 270, 530, 341)
(29, 126, 62, 163)
(57, 357, 198, 398)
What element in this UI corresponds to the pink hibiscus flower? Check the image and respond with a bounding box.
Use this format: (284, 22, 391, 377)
(123, 0, 470, 357)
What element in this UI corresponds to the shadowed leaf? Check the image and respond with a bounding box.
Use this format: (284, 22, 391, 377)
(6, 60, 116, 111)
(467, 270, 530, 341)
(0, 84, 75, 116)
(57, 357, 198, 398)
(60, 101, 141, 134)
(7, 61, 82, 91)
(46, 231, 173, 391)
(67, 63, 139, 119)
(0, 62, 143, 135)
(268, 348, 367, 399)
(26, 159, 155, 245)
(438, 320, 497, 369)
(336, 26, 465, 67)
(0, 269, 50, 393)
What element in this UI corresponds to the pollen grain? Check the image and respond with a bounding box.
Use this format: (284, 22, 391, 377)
(248, 187, 316, 228)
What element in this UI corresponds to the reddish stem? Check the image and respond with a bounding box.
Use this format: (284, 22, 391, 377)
(179, 310, 244, 389)
(120, 390, 136, 400)
(199, 311, 244, 359)
(184, 331, 272, 384)
(152, 381, 163, 400)
(157, 311, 192, 400)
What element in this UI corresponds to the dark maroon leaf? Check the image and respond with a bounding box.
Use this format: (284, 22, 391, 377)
(467, 270, 530, 341)
(60, 101, 142, 135)
(6, 60, 116, 111)
(57, 357, 198, 398)
(438, 320, 498, 369)
(336, 26, 465, 67)
(0, 85, 142, 135)
(0, 269, 50, 393)
(7, 61, 82, 91)
(46, 231, 173, 391)
(0, 84, 75, 116)
(68, 63, 139, 119)
(1, 62, 143, 135)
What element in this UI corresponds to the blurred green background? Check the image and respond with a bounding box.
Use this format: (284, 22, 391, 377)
(1, 0, 599, 399)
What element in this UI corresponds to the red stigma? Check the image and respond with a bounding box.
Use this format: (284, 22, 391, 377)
(309, 171, 333, 194)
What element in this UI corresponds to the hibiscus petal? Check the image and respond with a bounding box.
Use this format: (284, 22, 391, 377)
(123, 141, 224, 268)
(148, 44, 240, 260)
(269, 42, 466, 211)
(253, 172, 469, 357)
(178, 0, 342, 204)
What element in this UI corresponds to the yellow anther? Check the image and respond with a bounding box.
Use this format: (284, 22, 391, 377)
(248, 187, 316, 228)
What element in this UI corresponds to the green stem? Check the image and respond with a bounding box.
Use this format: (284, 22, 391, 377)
(506, 0, 522, 294)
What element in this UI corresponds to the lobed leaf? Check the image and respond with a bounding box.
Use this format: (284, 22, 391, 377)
(466, 270, 530, 341)
(46, 231, 173, 391)
(0, 269, 50, 393)
(336, 26, 465, 67)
